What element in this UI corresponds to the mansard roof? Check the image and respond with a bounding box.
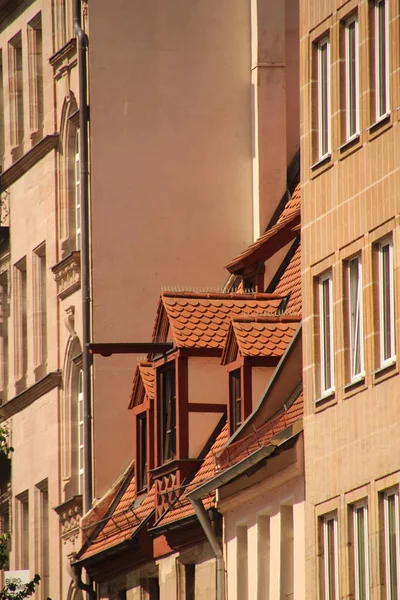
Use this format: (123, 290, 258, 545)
(225, 183, 301, 274)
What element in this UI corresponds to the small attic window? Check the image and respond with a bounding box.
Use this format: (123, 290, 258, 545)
(158, 363, 176, 464)
(277, 294, 291, 315)
(229, 369, 242, 434)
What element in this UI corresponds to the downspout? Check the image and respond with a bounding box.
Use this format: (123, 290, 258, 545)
(71, 564, 96, 600)
(189, 498, 225, 600)
(73, 0, 92, 515)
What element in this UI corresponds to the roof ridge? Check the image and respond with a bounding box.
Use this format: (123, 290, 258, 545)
(161, 291, 282, 300)
(231, 314, 301, 324)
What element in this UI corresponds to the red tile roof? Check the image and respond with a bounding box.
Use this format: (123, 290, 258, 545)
(216, 391, 303, 471)
(79, 477, 155, 561)
(225, 184, 301, 274)
(129, 362, 155, 409)
(273, 242, 302, 315)
(153, 424, 229, 528)
(231, 315, 300, 358)
(154, 292, 282, 350)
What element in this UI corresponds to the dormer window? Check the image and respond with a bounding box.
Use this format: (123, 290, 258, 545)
(229, 369, 242, 434)
(136, 413, 148, 493)
(158, 364, 176, 464)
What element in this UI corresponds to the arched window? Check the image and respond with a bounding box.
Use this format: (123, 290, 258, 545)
(78, 369, 84, 494)
(61, 336, 83, 500)
(75, 130, 81, 250)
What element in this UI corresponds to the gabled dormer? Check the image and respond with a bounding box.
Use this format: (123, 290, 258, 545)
(149, 291, 283, 519)
(222, 315, 300, 435)
(129, 362, 155, 495)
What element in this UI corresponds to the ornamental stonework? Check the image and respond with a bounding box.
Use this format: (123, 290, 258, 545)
(54, 495, 83, 558)
(51, 252, 81, 299)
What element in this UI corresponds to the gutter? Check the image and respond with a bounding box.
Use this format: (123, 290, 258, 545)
(187, 419, 303, 600)
(73, 0, 92, 514)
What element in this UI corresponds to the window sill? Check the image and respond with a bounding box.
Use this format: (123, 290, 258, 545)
(339, 135, 362, 160)
(343, 375, 367, 399)
(314, 389, 336, 411)
(373, 358, 397, 384)
(310, 154, 333, 179)
(367, 114, 392, 140)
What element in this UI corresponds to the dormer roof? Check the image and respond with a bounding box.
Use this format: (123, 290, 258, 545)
(152, 291, 282, 350)
(221, 315, 301, 365)
(128, 362, 155, 409)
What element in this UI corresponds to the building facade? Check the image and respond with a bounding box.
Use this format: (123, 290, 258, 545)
(301, 0, 400, 598)
(0, 0, 300, 598)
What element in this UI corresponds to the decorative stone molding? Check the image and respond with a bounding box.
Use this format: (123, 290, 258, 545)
(1, 134, 59, 190)
(54, 495, 83, 558)
(0, 371, 62, 419)
(52, 252, 81, 299)
(49, 38, 77, 68)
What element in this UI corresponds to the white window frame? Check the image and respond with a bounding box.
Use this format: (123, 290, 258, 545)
(319, 272, 335, 396)
(375, 0, 390, 120)
(379, 239, 395, 367)
(75, 130, 81, 249)
(317, 37, 331, 159)
(78, 369, 84, 495)
(383, 489, 400, 600)
(323, 514, 339, 600)
(348, 256, 364, 382)
(353, 501, 370, 600)
(345, 15, 360, 140)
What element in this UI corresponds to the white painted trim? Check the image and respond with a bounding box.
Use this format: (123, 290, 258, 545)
(345, 15, 360, 140)
(317, 37, 331, 159)
(379, 238, 395, 366)
(319, 272, 334, 395)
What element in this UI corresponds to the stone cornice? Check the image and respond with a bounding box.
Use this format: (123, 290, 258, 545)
(51, 251, 81, 299)
(1, 134, 59, 190)
(0, 371, 62, 419)
(49, 38, 77, 68)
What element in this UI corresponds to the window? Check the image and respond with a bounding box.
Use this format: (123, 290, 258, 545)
(28, 14, 43, 138)
(8, 32, 24, 149)
(237, 524, 248, 600)
(53, 0, 68, 50)
(321, 514, 339, 600)
(75, 130, 81, 249)
(16, 491, 29, 570)
(352, 502, 369, 600)
(374, 0, 389, 119)
(317, 37, 331, 159)
(136, 412, 147, 492)
(142, 577, 160, 600)
(348, 256, 364, 381)
(0, 52, 4, 166)
(78, 369, 84, 494)
(229, 369, 242, 434)
(345, 16, 359, 139)
(36, 481, 49, 600)
(33, 244, 47, 373)
(158, 365, 176, 464)
(184, 564, 195, 600)
(378, 239, 395, 366)
(383, 490, 400, 600)
(319, 272, 334, 395)
(14, 258, 27, 384)
(0, 271, 9, 401)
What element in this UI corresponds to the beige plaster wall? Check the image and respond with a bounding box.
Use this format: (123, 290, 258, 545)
(187, 356, 225, 458)
(88, 0, 299, 496)
(219, 471, 305, 600)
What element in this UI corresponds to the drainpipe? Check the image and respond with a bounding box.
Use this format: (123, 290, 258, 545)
(73, 0, 92, 515)
(189, 498, 225, 600)
(71, 564, 96, 600)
